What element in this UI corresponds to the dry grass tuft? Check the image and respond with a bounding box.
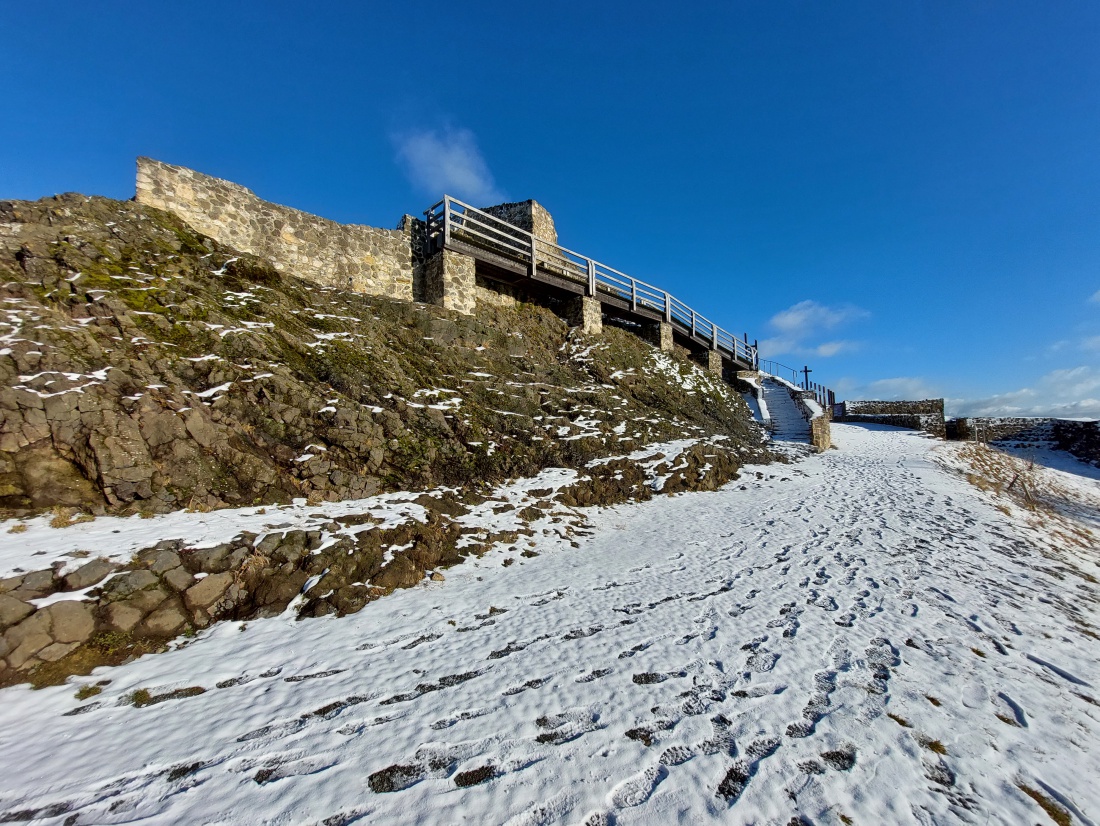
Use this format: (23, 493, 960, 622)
(1017, 783, 1071, 826)
(917, 735, 948, 755)
(887, 713, 912, 728)
(7, 523, 28, 534)
(234, 551, 270, 587)
(49, 506, 95, 529)
(925, 695, 942, 706)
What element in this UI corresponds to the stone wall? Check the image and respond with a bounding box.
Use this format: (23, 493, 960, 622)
(481, 200, 558, 245)
(836, 399, 946, 438)
(474, 275, 520, 309)
(952, 417, 1052, 443)
(948, 417, 1100, 467)
(136, 158, 420, 301)
(1053, 420, 1100, 466)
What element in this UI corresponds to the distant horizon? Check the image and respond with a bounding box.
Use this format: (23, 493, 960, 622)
(4, 1, 1098, 418)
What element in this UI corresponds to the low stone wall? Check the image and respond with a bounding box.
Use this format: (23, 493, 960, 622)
(953, 417, 1051, 443)
(136, 158, 421, 302)
(835, 399, 946, 438)
(1053, 420, 1100, 466)
(950, 417, 1100, 467)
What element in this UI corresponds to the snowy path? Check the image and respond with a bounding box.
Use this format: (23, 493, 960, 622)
(1, 425, 1099, 825)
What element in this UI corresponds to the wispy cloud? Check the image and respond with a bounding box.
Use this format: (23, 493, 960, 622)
(950, 365, 1100, 419)
(392, 126, 506, 206)
(1090, 289, 1100, 304)
(757, 300, 868, 360)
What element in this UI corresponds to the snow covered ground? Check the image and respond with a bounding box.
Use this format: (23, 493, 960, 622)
(1, 423, 1099, 825)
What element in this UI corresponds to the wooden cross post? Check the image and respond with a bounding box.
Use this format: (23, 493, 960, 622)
(802, 365, 812, 390)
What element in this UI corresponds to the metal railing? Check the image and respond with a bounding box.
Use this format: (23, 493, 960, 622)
(425, 196, 758, 368)
(757, 359, 835, 410)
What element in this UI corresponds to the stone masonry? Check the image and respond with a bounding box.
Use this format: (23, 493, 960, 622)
(836, 399, 946, 438)
(481, 200, 558, 246)
(566, 296, 603, 335)
(424, 250, 477, 315)
(136, 158, 420, 301)
(644, 321, 674, 352)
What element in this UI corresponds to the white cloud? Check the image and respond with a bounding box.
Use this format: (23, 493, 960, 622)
(392, 126, 506, 206)
(1090, 289, 1100, 303)
(1081, 335, 1100, 352)
(757, 300, 868, 360)
(950, 365, 1100, 419)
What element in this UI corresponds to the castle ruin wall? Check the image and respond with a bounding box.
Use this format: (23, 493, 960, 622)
(135, 157, 420, 302)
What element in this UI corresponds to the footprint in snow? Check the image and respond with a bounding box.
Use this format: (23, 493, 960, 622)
(430, 708, 493, 730)
(252, 754, 335, 785)
(715, 736, 781, 803)
(503, 677, 551, 696)
(618, 642, 652, 659)
(608, 765, 667, 809)
(534, 709, 602, 745)
(576, 668, 613, 683)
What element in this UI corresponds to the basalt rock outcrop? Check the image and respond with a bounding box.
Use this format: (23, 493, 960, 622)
(1, 193, 764, 517)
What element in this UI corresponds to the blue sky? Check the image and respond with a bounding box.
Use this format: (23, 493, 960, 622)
(4, 1, 1099, 417)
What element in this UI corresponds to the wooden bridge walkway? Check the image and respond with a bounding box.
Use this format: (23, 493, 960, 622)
(425, 197, 758, 372)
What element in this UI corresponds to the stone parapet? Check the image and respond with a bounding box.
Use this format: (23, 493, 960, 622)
(136, 158, 419, 301)
(705, 350, 723, 376)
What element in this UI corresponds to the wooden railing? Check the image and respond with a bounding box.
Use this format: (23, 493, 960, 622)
(425, 196, 758, 368)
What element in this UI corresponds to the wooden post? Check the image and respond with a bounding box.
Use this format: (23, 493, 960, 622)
(586, 259, 596, 296)
(802, 365, 812, 390)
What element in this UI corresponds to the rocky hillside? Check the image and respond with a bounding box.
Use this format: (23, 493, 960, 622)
(0, 193, 769, 687)
(1, 193, 765, 517)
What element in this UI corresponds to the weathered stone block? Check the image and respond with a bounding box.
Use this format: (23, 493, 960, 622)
(64, 558, 116, 591)
(4, 612, 52, 668)
(101, 569, 159, 600)
(0, 594, 34, 629)
(162, 567, 194, 593)
(103, 601, 144, 633)
(705, 350, 723, 377)
(36, 641, 80, 662)
(147, 550, 182, 574)
(44, 600, 94, 644)
(184, 572, 234, 612)
(141, 598, 188, 636)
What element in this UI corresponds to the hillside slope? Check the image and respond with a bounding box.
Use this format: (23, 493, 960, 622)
(0, 193, 764, 516)
(0, 193, 768, 685)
